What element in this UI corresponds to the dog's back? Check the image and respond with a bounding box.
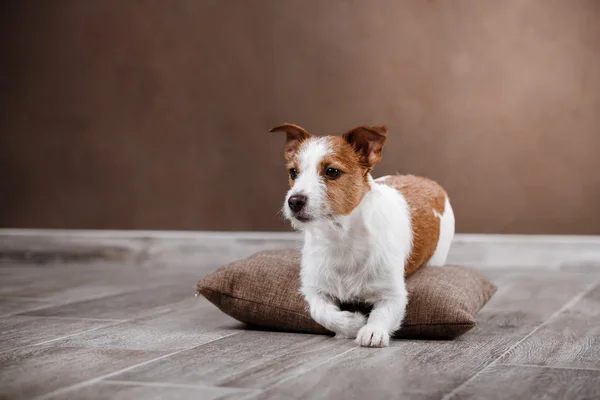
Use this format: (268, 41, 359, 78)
(376, 174, 455, 275)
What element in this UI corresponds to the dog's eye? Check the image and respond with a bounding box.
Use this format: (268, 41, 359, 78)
(289, 168, 298, 180)
(325, 168, 341, 178)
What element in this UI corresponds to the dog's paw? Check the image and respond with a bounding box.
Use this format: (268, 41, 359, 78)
(356, 325, 390, 347)
(334, 311, 367, 339)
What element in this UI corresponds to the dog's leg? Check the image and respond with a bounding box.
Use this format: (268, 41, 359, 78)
(356, 286, 408, 348)
(304, 289, 367, 339)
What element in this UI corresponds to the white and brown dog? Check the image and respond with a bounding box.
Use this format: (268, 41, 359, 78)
(271, 123, 455, 347)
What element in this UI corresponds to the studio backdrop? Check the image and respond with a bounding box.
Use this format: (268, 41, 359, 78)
(1, 1, 599, 233)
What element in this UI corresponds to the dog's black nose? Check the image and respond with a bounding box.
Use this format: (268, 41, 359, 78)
(288, 195, 307, 213)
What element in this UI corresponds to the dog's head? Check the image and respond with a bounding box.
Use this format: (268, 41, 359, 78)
(271, 123, 388, 229)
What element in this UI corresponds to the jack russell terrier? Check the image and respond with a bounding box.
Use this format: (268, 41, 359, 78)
(271, 123, 455, 347)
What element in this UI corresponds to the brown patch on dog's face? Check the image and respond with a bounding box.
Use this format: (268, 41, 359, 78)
(318, 125, 387, 216)
(285, 156, 300, 188)
(271, 123, 313, 189)
(320, 136, 371, 216)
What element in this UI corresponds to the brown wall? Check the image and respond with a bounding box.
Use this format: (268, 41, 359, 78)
(1, 0, 600, 233)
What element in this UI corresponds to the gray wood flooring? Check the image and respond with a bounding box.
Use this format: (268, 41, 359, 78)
(1, 232, 600, 399)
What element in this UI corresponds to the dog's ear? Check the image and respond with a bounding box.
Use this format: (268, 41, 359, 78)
(343, 125, 388, 169)
(270, 123, 311, 159)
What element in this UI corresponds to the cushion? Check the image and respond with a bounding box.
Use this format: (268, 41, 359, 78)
(197, 249, 496, 339)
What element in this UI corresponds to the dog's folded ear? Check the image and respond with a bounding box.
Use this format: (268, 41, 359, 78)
(270, 123, 312, 160)
(342, 125, 388, 169)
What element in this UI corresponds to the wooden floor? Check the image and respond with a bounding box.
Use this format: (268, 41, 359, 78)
(1, 231, 600, 400)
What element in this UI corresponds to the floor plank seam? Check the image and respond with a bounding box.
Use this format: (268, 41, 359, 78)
(14, 315, 128, 323)
(33, 331, 244, 400)
(257, 347, 358, 393)
(440, 277, 600, 400)
(496, 363, 600, 372)
(1, 306, 59, 318)
(5, 288, 177, 313)
(0, 321, 125, 355)
(103, 379, 263, 393)
(0, 295, 59, 301)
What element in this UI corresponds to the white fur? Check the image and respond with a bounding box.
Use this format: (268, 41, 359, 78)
(428, 197, 455, 266)
(284, 141, 453, 348)
(283, 138, 332, 228)
(298, 176, 411, 347)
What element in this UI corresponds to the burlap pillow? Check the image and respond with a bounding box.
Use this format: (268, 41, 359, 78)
(197, 249, 496, 339)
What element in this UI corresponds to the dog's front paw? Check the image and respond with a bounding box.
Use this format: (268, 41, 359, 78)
(356, 325, 390, 347)
(334, 311, 367, 339)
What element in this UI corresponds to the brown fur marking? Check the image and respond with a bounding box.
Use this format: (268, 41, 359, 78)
(379, 174, 447, 276)
(269, 123, 311, 161)
(342, 126, 388, 171)
(321, 137, 370, 215)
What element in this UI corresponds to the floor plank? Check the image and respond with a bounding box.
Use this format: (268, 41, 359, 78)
(0, 346, 168, 399)
(111, 330, 355, 389)
(499, 282, 600, 370)
(50, 381, 259, 400)
(245, 272, 595, 399)
(20, 283, 193, 320)
(0, 297, 55, 317)
(0, 265, 148, 303)
(0, 234, 144, 265)
(49, 298, 240, 351)
(0, 316, 117, 351)
(447, 365, 600, 400)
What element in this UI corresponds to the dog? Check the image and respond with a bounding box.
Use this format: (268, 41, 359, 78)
(271, 123, 455, 347)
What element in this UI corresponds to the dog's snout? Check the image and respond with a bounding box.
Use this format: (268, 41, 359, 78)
(288, 194, 307, 213)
